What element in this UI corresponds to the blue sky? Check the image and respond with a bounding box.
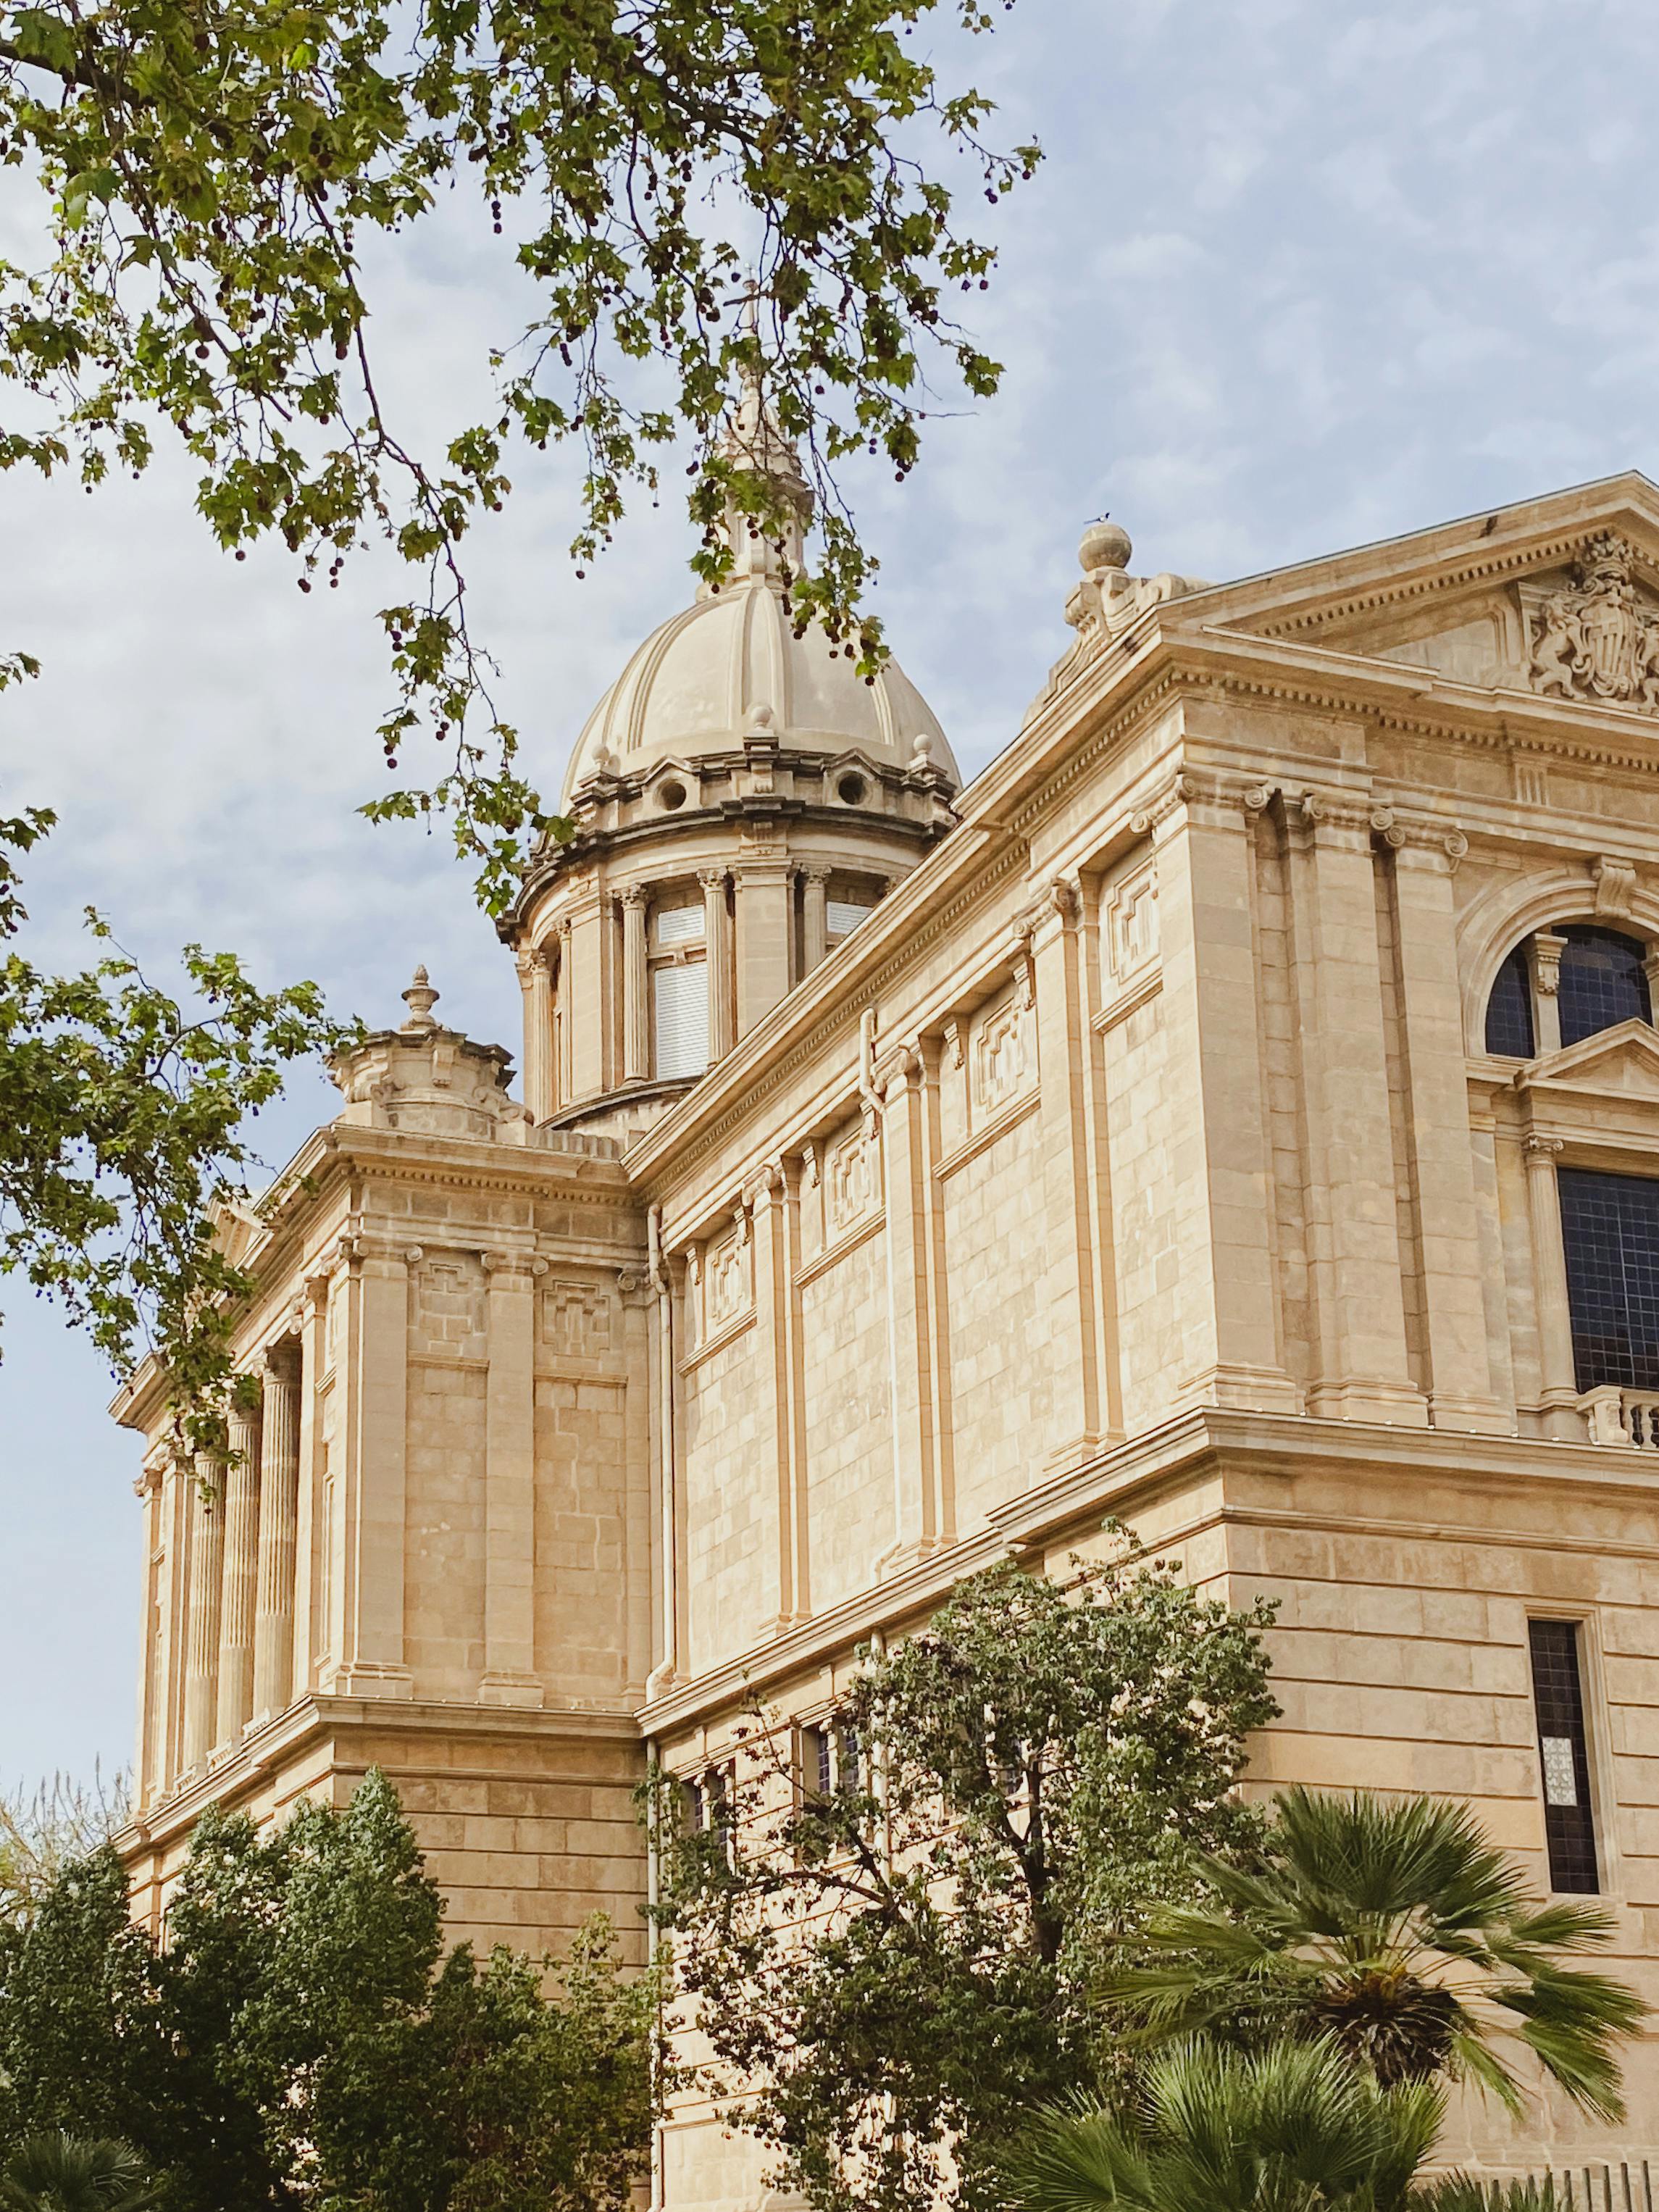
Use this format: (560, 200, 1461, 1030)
(5, 0, 1659, 1786)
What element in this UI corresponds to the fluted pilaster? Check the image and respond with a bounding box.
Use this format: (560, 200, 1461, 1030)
(253, 1345, 301, 1720)
(180, 1456, 225, 1770)
(622, 886, 651, 1080)
(215, 1391, 262, 1747)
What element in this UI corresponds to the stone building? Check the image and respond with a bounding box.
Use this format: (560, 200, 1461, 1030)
(117, 450, 1659, 2178)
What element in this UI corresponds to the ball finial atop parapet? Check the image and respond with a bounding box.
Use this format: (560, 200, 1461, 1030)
(1079, 517, 1132, 575)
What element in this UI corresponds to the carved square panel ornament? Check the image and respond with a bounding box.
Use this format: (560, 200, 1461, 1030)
(1526, 533, 1659, 709)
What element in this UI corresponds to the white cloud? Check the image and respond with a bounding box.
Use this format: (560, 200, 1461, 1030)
(12, 0, 1659, 1778)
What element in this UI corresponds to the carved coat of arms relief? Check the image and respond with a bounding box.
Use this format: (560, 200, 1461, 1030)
(1527, 533, 1659, 709)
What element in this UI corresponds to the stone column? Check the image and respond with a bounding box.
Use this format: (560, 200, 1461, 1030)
(289, 1273, 329, 1695)
(1153, 780, 1300, 1414)
(735, 859, 793, 1037)
(1284, 793, 1424, 1424)
(155, 1451, 191, 1793)
(621, 886, 651, 1082)
(801, 864, 830, 974)
(701, 869, 735, 1059)
(330, 1238, 413, 1698)
(1031, 882, 1104, 1464)
(133, 1463, 164, 1808)
(215, 1389, 263, 1747)
(878, 1048, 948, 1564)
(180, 1455, 225, 1771)
(518, 946, 555, 1122)
(1386, 830, 1506, 1431)
(252, 1343, 302, 1721)
(1531, 931, 1567, 1053)
(751, 1169, 804, 1629)
(1524, 1134, 1582, 1439)
(480, 1253, 544, 1705)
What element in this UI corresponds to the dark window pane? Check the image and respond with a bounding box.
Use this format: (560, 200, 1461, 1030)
(1484, 940, 1535, 1056)
(1528, 1619, 1599, 1893)
(1559, 1168, 1659, 1390)
(1558, 925, 1651, 1046)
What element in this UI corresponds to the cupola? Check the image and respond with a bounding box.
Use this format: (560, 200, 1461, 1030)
(503, 375, 959, 1144)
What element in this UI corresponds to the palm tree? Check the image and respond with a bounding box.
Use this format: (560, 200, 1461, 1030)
(1001, 2036, 1444, 2212)
(1098, 1789, 1645, 2121)
(0, 2134, 158, 2212)
(1413, 2182, 1560, 2212)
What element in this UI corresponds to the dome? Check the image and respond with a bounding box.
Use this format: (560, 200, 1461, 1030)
(564, 359, 956, 799)
(562, 577, 956, 801)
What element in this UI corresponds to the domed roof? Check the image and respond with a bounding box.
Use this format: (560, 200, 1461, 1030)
(562, 578, 954, 801)
(562, 370, 956, 800)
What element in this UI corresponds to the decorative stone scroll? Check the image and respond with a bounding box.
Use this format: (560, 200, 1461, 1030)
(1527, 533, 1659, 709)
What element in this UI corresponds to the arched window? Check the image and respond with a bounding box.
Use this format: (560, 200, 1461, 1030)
(1558, 925, 1652, 1045)
(1482, 922, 1652, 1059)
(1484, 942, 1534, 1057)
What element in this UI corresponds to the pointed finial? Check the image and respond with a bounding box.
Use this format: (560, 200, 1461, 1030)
(402, 964, 440, 1031)
(716, 287, 813, 572)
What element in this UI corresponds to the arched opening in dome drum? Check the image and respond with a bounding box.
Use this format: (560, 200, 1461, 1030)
(657, 780, 688, 811)
(836, 773, 866, 806)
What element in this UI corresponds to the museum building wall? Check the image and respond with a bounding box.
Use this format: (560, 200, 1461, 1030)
(114, 474, 1659, 2188)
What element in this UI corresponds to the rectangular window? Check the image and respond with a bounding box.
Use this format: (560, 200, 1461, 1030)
(826, 897, 874, 942)
(1558, 1167, 1659, 1390)
(681, 1761, 737, 1865)
(655, 902, 704, 947)
(680, 1776, 705, 1835)
(799, 1722, 833, 1804)
(1528, 1619, 1600, 1893)
(834, 1717, 866, 1794)
(653, 961, 709, 1080)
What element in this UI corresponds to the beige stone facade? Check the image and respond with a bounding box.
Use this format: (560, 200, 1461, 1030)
(117, 465, 1659, 2180)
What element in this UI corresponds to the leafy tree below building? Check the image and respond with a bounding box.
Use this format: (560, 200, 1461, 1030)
(651, 1543, 1280, 2212)
(0, 1768, 657, 2212)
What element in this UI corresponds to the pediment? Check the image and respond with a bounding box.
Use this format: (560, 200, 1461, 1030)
(1516, 1019, 1659, 1099)
(1186, 473, 1659, 716)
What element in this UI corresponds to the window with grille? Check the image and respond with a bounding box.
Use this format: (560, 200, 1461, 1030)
(1558, 925, 1651, 1046)
(682, 1759, 737, 1866)
(1484, 942, 1535, 1056)
(655, 902, 704, 948)
(798, 1722, 833, 1805)
(827, 897, 875, 942)
(653, 961, 708, 1079)
(1482, 924, 1652, 1059)
(1528, 1620, 1600, 1893)
(1558, 1167, 1659, 1392)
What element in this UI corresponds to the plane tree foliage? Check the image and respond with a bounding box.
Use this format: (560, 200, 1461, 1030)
(0, 0, 1037, 900)
(0, 0, 1034, 1403)
(0, 798, 343, 1431)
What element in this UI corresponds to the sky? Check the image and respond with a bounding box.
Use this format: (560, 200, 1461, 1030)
(7, 0, 1659, 1788)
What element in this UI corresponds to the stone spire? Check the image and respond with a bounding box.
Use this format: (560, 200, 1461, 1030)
(714, 295, 814, 579)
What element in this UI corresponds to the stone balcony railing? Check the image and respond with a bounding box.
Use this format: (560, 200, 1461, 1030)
(1581, 1385, 1659, 1448)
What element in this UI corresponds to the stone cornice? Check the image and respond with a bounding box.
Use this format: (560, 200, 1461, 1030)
(119, 1692, 644, 1859)
(1171, 470, 1659, 638)
(624, 590, 1659, 1205)
(637, 1403, 1659, 1737)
